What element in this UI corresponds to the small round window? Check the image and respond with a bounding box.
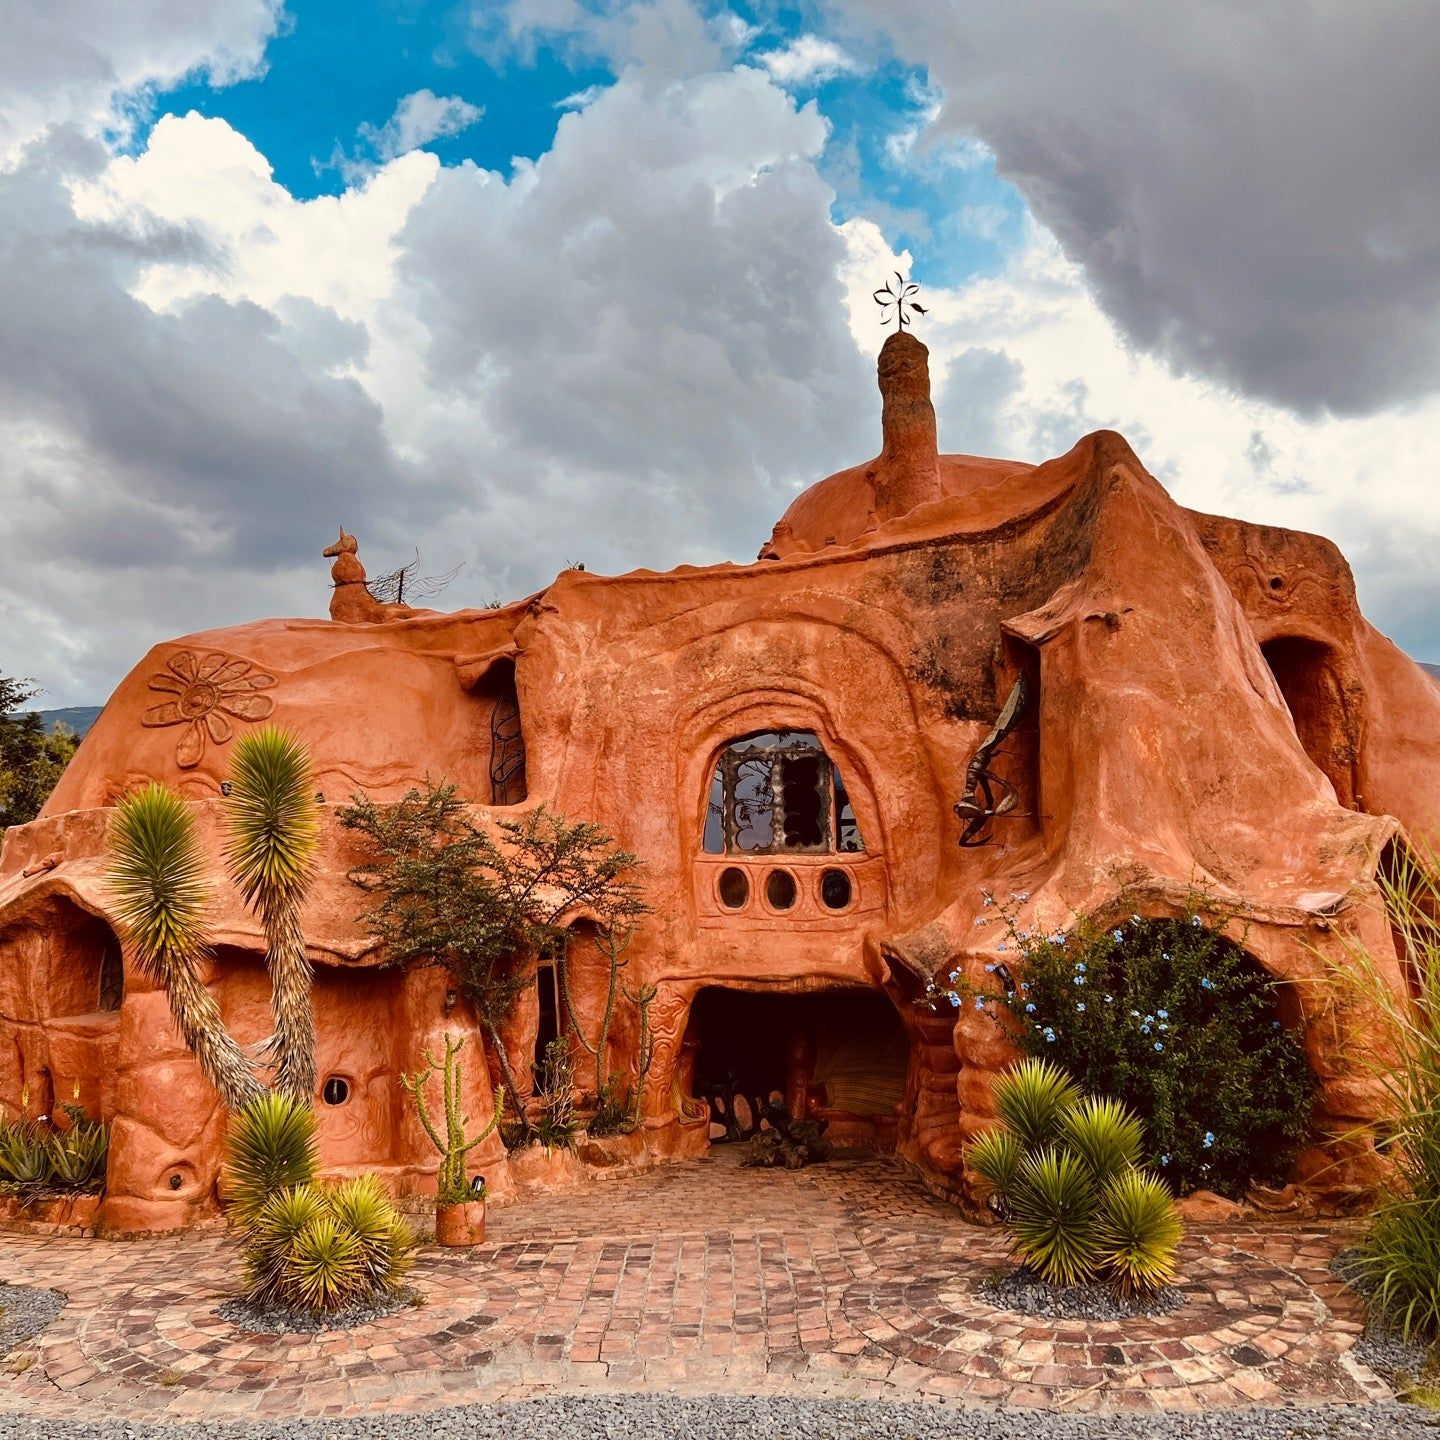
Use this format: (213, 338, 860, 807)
(765, 868, 798, 911)
(820, 868, 853, 910)
(322, 1075, 351, 1106)
(718, 866, 750, 910)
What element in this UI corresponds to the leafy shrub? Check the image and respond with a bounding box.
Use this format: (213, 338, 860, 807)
(970, 1058, 1182, 1297)
(0, 1099, 110, 1200)
(533, 1038, 578, 1150)
(952, 893, 1316, 1196)
(227, 1094, 413, 1315)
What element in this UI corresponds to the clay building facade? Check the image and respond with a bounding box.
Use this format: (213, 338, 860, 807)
(2, 329, 1439, 1232)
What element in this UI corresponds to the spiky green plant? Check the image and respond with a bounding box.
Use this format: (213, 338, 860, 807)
(327, 1175, 414, 1289)
(224, 728, 321, 1104)
(284, 1212, 365, 1312)
(244, 1183, 329, 1304)
(1060, 1095, 1145, 1187)
(994, 1057, 1082, 1153)
(225, 1092, 318, 1230)
(399, 1033, 504, 1203)
(968, 1126, 1024, 1211)
(46, 1114, 109, 1191)
(1009, 1146, 1102, 1286)
(107, 783, 262, 1111)
(0, 1117, 53, 1189)
(1096, 1168, 1182, 1297)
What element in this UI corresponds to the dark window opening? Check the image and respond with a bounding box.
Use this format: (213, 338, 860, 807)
(765, 869, 798, 911)
(534, 962, 561, 1081)
(703, 731, 865, 856)
(1261, 636, 1357, 807)
(718, 867, 750, 909)
(488, 664, 528, 806)
(98, 938, 124, 1012)
(322, 1075, 350, 1106)
(820, 869, 852, 910)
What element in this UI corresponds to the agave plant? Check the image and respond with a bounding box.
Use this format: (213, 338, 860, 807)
(46, 1113, 109, 1191)
(225, 1092, 318, 1229)
(107, 783, 263, 1111)
(1096, 1168, 1183, 1297)
(994, 1057, 1082, 1153)
(0, 1117, 53, 1190)
(1009, 1147, 1103, 1286)
(224, 728, 321, 1104)
(1060, 1095, 1145, 1187)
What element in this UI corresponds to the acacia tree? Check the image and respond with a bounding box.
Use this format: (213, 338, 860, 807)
(106, 727, 321, 1108)
(338, 783, 646, 1118)
(0, 670, 79, 830)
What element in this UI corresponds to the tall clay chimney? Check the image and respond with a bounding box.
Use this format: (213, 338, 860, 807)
(873, 330, 941, 522)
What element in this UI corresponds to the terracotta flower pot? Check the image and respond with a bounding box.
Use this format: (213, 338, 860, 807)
(435, 1198, 486, 1246)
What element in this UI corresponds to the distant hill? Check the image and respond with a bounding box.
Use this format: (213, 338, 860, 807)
(24, 706, 103, 739)
(1426, 664, 1440, 684)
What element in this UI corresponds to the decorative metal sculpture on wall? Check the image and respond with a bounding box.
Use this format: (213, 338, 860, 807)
(489, 691, 527, 805)
(954, 674, 1032, 847)
(873, 272, 928, 333)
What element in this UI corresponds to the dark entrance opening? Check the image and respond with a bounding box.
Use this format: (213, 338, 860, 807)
(1261, 636, 1358, 806)
(686, 987, 909, 1152)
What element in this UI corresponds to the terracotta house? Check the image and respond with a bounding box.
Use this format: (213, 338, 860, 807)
(2, 328, 1438, 1233)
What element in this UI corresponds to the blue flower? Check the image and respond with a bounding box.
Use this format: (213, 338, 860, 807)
(1154, 1041, 1164, 1051)
(1200, 976, 1215, 991)
(1141, 1023, 1151, 1035)
(1076, 1003, 1086, 1013)
(1157, 1009, 1169, 1019)
(1020, 981, 1030, 993)
(974, 996, 986, 1011)
(973, 917, 988, 927)
(1042, 1027, 1056, 1043)
(1073, 974, 1086, 986)
(1162, 952, 1171, 962)
(1017, 930, 1030, 941)
(948, 969, 960, 982)
(1112, 929, 1124, 942)
(984, 963, 996, 973)
(1130, 1009, 1141, 1018)
(1191, 916, 1202, 928)
(1271, 1020, 1282, 1030)
(1203, 1131, 1215, 1148)
(1012, 891, 1030, 902)
(948, 993, 961, 1008)
(1025, 1002, 1037, 1014)
(1104, 994, 1114, 1005)
(1076, 962, 1087, 974)
(1160, 1154, 1170, 1166)
(982, 894, 993, 908)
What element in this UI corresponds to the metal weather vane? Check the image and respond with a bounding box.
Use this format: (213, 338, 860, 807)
(873, 273, 928, 332)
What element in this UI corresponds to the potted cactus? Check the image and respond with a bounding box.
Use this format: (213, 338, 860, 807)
(400, 1033, 503, 1246)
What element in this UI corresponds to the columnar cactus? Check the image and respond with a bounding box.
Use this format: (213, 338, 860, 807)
(399, 1033, 503, 1203)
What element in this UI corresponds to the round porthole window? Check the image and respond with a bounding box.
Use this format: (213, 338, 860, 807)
(718, 866, 750, 910)
(322, 1075, 351, 1106)
(765, 868, 798, 911)
(820, 868, 853, 910)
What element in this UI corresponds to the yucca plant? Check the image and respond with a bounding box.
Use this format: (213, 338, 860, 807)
(225, 1092, 318, 1229)
(967, 1058, 1183, 1299)
(1096, 1168, 1183, 1297)
(968, 1126, 1024, 1213)
(106, 783, 263, 1111)
(1060, 1095, 1145, 1187)
(1009, 1147, 1102, 1286)
(224, 727, 321, 1105)
(284, 1213, 365, 1312)
(994, 1057, 1082, 1152)
(326, 1175, 414, 1290)
(244, 1183, 330, 1304)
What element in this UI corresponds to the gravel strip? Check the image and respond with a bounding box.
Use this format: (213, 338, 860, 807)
(1, 1394, 1438, 1440)
(214, 1289, 418, 1335)
(0, 1283, 65, 1354)
(980, 1265, 1183, 1320)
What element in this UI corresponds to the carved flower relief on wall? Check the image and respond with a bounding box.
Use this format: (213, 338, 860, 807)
(140, 650, 277, 768)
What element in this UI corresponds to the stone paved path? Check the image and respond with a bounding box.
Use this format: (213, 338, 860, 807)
(0, 1152, 1395, 1422)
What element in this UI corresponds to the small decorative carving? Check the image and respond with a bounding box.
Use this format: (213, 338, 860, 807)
(140, 650, 276, 769)
(954, 674, 1031, 847)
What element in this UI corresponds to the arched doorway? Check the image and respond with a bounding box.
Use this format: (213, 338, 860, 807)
(1261, 636, 1359, 806)
(685, 986, 909, 1152)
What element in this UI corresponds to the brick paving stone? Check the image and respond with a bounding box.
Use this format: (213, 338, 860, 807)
(0, 1150, 1393, 1422)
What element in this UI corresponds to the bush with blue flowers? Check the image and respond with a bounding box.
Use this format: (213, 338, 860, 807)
(941, 893, 1316, 1198)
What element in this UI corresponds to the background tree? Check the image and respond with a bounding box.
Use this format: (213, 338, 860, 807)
(338, 783, 645, 1117)
(0, 669, 79, 830)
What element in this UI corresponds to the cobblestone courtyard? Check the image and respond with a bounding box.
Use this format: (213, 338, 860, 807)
(0, 1152, 1401, 1425)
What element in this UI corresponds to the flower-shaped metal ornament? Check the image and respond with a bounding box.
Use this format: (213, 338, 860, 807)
(141, 650, 277, 768)
(873, 273, 928, 332)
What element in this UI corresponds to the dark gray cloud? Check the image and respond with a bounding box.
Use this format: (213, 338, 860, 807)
(830, 0, 1440, 415)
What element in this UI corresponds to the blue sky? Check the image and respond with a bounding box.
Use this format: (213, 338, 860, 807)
(147, 0, 1027, 292)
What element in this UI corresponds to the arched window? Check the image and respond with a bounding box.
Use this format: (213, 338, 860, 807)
(702, 732, 864, 855)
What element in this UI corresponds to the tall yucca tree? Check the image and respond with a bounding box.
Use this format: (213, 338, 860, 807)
(107, 784, 263, 1112)
(224, 727, 321, 1105)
